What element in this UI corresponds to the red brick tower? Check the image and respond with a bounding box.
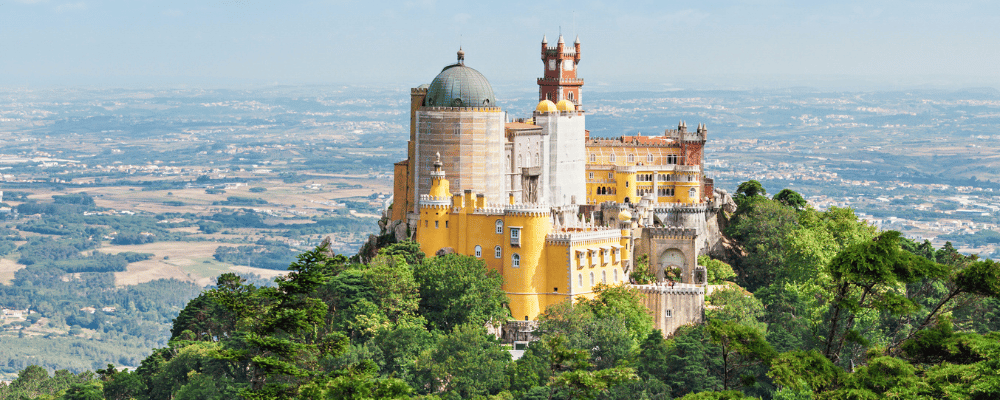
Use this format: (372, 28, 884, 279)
(538, 35, 583, 107)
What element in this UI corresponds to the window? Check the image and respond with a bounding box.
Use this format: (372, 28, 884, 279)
(665, 309, 673, 318)
(512, 253, 521, 268)
(689, 188, 697, 198)
(627, 154, 635, 163)
(445, 221, 448, 228)
(568, 91, 574, 100)
(602, 271, 607, 284)
(510, 227, 521, 246)
(495, 220, 503, 234)
(579, 273, 583, 287)
(608, 172, 613, 179)
(475, 245, 482, 258)
(495, 246, 502, 259)
(609, 153, 616, 162)
(590, 153, 596, 162)
(434, 221, 438, 228)
(589, 172, 594, 180)
(613, 269, 618, 282)
(590, 272, 595, 286)
(647, 154, 654, 163)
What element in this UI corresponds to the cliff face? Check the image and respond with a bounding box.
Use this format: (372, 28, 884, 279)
(702, 188, 743, 265)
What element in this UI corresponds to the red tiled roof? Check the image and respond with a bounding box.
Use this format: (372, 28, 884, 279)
(505, 122, 541, 130)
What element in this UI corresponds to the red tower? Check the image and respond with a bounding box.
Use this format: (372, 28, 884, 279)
(538, 35, 583, 107)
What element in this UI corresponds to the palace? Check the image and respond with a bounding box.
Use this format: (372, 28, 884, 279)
(390, 35, 730, 331)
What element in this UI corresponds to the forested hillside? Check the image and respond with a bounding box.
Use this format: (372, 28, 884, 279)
(3, 182, 1000, 399)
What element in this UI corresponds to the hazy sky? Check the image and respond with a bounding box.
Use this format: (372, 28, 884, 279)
(4, 0, 1000, 90)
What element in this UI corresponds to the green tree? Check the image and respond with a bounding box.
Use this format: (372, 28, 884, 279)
(706, 320, 776, 391)
(734, 180, 767, 208)
(773, 189, 807, 210)
(412, 324, 512, 397)
(700, 255, 737, 284)
(58, 381, 104, 400)
(414, 254, 509, 331)
(821, 231, 947, 364)
(726, 198, 799, 292)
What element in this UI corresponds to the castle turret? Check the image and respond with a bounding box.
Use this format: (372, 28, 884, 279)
(539, 34, 583, 107)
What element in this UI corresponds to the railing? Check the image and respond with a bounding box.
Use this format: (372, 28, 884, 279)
(537, 78, 584, 84)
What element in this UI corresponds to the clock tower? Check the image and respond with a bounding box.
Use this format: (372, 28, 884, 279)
(538, 34, 583, 108)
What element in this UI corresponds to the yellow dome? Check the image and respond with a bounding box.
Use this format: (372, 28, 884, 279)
(536, 100, 557, 113)
(618, 209, 632, 222)
(556, 99, 575, 111)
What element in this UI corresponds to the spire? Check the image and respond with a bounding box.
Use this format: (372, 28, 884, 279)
(574, 35, 580, 44)
(457, 47, 465, 65)
(542, 35, 547, 44)
(558, 34, 565, 44)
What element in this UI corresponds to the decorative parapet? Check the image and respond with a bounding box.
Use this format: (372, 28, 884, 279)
(537, 77, 583, 84)
(411, 87, 428, 94)
(627, 283, 704, 296)
(420, 106, 503, 112)
(546, 228, 622, 245)
(652, 203, 710, 214)
(645, 226, 697, 239)
(472, 202, 549, 217)
(419, 194, 451, 207)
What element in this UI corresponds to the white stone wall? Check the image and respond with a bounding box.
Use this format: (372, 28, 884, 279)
(415, 109, 505, 205)
(535, 111, 587, 207)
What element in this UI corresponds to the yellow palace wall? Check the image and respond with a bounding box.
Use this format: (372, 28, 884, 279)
(415, 188, 629, 321)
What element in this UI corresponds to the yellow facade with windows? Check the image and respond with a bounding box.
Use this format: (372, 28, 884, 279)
(416, 168, 630, 321)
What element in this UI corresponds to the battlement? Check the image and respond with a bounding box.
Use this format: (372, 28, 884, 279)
(471, 202, 550, 217)
(645, 226, 697, 239)
(411, 87, 428, 94)
(651, 203, 710, 214)
(419, 194, 451, 207)
(546, 228, 622, 245)
(420, 106, 503, 112)
(628, 282, 704, 296)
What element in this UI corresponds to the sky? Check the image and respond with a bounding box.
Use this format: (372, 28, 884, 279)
(3, 0, 1000, 90)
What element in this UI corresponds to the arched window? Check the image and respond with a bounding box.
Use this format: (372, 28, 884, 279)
(495, 246, 502, 259)
(579, 273, 583, 287)
(609, 153, 616, 163)
(689, 188, 697, 198)
(590, 272, 595, 286)
(647, 154, 654, 163)
(590, 153, 596, 162)
(613, 269, 618, 282)
(602, 270, 607, 284)
(534, 152, 539, 166)
(568, 91, 574, 100)
(512, 253, 520, 268)
(495, 220, 503, 234)
(474, 245, 482, 258)
(627, 154, 635, 163)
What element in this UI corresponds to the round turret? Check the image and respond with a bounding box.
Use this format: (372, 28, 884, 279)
(556, 99, 575, 111)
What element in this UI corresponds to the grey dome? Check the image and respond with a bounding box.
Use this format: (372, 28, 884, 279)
(424, 63, 496, 108)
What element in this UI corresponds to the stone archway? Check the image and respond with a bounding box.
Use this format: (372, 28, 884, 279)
(657, 248, 686, 282)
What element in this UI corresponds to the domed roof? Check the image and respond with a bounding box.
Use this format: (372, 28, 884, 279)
(618, 209, 632, 222)
(556, 99, 575, 111)
(424, 52, 496, 108)
(536, 99, 557, 113)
